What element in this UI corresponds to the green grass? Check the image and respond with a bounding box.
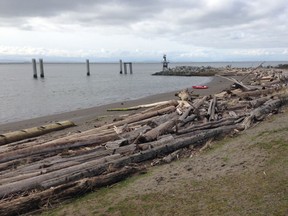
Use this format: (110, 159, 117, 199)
(255, 127, 288, 138)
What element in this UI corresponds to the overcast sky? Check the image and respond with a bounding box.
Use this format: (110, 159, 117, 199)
(0, 0, 287, 62)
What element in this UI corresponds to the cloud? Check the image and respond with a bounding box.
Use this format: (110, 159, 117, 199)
(0, 0, 287, 61)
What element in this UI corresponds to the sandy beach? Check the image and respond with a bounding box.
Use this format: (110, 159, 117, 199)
(0, 76, 232, 133)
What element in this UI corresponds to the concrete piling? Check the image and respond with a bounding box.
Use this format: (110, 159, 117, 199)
(129, 62, 133, 74)
(32, 59, 37, 79)
(86, 59, 90, 76)
(124, 62, 127, 74)
(120, 59, 123, 74)
(123, 62, 132, 75)
(39, 59, 44, 78)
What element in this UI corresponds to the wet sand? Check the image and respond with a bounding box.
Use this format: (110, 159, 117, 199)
(0, 76, 232, 133)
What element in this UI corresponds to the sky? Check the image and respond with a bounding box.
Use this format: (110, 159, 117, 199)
(0, 0, 287, 62)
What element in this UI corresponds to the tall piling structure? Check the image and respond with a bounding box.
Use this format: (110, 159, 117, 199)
(39, 59, 44, 78)
(123, 62, 132, 74)
(119, 59, 123, 74)
(32, 59, 37, 79)
(86, 59, 90, 76)
(129, 62, 133, 74)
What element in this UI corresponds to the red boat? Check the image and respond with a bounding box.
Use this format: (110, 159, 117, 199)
(192, 85, 208, 89)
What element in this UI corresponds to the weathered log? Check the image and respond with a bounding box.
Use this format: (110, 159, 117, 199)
(161, 149, 181, 164)
(140, 100, 178, 114)
(0, 166, 144, 216)
(0, 123, 151, 169)
(138, 118, 177, 143)
(191, 96, 208, 111)
(228, 111, 238, 118)
(120, 125, 151, 143)
(43, 104, 176, 140)
(0, 121, 75, 146)
(177, 117, 241, 135)
(236, 87, 279, 98)
(0, 128, 116, 156)
(208, 96, 217, 121)
(0, 132, 120, 163)
(216, 75, 251, 91)
(242, 93, 288, 129)
(175, 88, 192, 101)
(0, 143, 137, 184)
(105, 125, 243, 175)
(248, 96, 272, 108)
(178, 114, 197, 127)
(137, 135, 175, 151)
(178, 106, 193, 122)
(214, 91, 229, 99)
(107, 100, 177, 111)
(226, 103, 248, 111)
(0, 159, 24, 172)
(261, 79, 283, 87)
(148, 112, 178, 128)
(111, 105, 176, 128)
(251, 99, 280, 120)
(105, 139, 128, 149)
(178, 96, 207, 127)
(0, 154, 122, 198)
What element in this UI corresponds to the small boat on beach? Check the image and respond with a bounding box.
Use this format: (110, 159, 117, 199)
(192, 85, 208, 89)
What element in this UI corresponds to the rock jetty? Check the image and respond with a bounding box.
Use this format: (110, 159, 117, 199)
(152, 66, 224, 76)
(152, 64, 288, 77)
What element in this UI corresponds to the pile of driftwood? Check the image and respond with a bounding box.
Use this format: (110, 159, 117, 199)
(0, 71, 288, 215)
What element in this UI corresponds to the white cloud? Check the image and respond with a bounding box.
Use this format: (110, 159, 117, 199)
(0, 0, 287, 61)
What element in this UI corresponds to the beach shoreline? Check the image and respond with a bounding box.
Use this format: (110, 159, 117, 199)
(0, 76, 232, 133)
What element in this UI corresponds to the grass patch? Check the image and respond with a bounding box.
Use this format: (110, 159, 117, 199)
(255, 126, 288, 138)
(257, 138, 287, 150)
(203, 136, 234, 153)
(78, 171, 288, 216)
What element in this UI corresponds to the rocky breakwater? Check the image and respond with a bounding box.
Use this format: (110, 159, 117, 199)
(152, 66, 224, 76)
(152, 64, 288, 78)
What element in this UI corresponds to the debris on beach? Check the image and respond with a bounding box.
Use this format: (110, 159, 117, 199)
(0, 66, 288, 216)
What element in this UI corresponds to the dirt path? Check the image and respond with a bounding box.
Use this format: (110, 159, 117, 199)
(40, 107, 288, 216)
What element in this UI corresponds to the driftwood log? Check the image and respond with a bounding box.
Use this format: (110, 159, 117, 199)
(138, 118, 177, 143)
(0, 121, 75, 145)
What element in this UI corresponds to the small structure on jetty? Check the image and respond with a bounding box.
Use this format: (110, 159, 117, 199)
(162, 54, 169, 71)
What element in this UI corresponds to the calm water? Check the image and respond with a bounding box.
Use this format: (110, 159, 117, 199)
(0, 61, 286, 123)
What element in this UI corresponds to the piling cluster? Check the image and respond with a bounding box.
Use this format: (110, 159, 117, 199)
(32, 58, 45, 78)
(31, 59, 133, 78)
(119, 59, 133, 74)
